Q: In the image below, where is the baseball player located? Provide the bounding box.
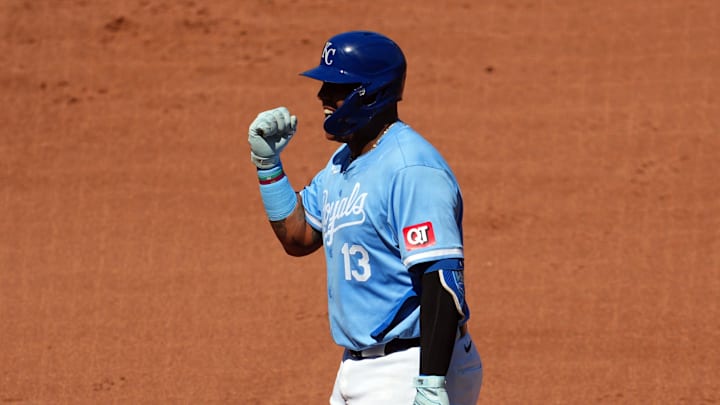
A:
[247,31,482,405]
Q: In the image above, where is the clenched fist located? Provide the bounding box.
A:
[248,106,298,169]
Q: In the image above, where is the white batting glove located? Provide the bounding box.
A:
[248,106,298,169]
[413,376,450,405]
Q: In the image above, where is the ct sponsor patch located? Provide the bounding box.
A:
[403,221,436,250]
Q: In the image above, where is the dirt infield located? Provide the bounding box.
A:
[1,1,718,404]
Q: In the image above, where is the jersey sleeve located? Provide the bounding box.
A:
[389,165,464,268]
[299,172,324,232]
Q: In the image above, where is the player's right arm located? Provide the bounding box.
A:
[248,106,323,257]
[269,195,322,256]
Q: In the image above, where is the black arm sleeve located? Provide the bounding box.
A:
[419,270,460,376]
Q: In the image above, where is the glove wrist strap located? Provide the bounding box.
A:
[414,375,446,388]
[257,163,297,221]
[258,165,285,184]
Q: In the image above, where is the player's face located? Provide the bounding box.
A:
[317,82,359,140]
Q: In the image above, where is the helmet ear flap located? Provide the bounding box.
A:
[357,86,377,106]
[324,80,403,138]
[356,71,404,109]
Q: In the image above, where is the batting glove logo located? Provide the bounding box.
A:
[403,222,436,250]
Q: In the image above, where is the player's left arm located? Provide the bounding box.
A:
[389,165,466,374]
[417,260,464,374]
[412,259,465,405]
[390,164,466,405]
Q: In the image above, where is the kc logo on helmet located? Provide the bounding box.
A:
[403,222,436,250]
[322,42,336,66]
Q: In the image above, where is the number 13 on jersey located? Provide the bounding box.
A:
[341,243,371,282]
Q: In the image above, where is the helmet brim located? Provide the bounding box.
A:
[300,65,366,84]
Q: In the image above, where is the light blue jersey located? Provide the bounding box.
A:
[299,121,466,351]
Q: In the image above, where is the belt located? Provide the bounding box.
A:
[347,325,469,360]
[347,337,421,360]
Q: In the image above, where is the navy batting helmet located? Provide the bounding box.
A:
[300,31,407,137]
